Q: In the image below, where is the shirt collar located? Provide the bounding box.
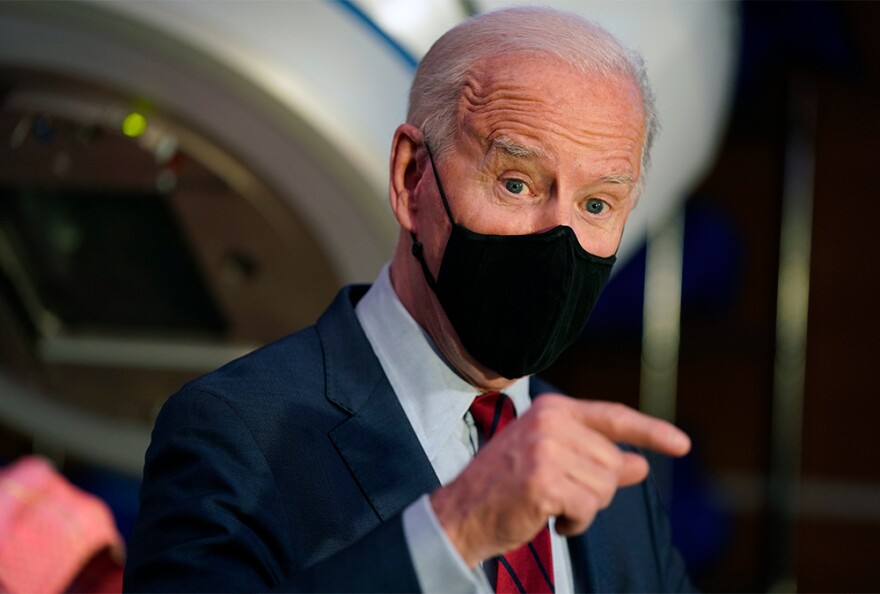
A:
[355,264,531,466]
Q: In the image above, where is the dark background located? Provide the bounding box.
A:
[545,2,880,591]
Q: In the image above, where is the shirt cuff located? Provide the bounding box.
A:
[402,494,492,593]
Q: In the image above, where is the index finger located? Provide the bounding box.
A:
[550,395,691,457]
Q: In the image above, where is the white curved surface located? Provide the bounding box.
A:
[0,1,406,284]
[98,0,413,205]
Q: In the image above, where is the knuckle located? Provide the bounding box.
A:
[596,475,618,508]
[606,402,632,433]
[536,489,560,518]
[577,492,599,521]
[608,446,626,470]
[536,393,562,408]
[523,474,546,505]
[530,396,550,414]
[531,436,557,461]
[531,394,569,420]
[529,404,557,431]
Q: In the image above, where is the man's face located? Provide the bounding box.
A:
[415,54,645,278]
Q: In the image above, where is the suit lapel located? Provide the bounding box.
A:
[319,286,440,521]
[329,383,440,520]
[566,518,613,593]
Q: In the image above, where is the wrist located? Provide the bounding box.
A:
[430,486,485,569]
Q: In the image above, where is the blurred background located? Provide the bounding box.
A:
[0,1,877,591]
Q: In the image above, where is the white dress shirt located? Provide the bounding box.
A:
[355,263,574,593]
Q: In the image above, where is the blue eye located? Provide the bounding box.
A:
[504,179,525,194]
[585,198,605,214]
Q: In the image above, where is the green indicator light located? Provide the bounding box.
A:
[122,112,147,138]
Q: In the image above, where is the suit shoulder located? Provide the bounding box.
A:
[172,324,326,413]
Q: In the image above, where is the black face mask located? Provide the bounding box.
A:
[410,147,617,379]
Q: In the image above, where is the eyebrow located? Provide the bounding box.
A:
[599,172,635,185]
[488,136,635,186]
[489,136,548,160]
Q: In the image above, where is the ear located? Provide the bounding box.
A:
[388,124,425,233]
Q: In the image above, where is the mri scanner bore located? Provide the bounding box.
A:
[0,71,339,473]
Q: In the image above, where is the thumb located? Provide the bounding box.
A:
[617,451,650,487]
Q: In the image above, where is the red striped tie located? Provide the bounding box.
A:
[469,392,555,594]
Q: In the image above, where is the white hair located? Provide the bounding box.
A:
[407,6,658,194]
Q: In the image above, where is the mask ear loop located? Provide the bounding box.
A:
[410,144,455,293]
[423,144,456,223]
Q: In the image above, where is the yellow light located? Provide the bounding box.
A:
[122,112,147,138]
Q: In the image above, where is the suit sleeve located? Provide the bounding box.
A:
[123,389,421,593]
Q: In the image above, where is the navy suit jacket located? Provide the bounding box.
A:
[124,285,693,593]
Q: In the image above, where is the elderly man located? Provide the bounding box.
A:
[124,6,693,593]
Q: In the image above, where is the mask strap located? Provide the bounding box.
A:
[410,231,439,292]
[409,143,454,293]
[424,144,456,224]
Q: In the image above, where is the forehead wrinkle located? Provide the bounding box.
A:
[457,65,644,177]
[464,92,643,150]
[463,80,642,145]
[459,75,548,129]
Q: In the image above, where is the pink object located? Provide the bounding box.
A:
[0,456,124,593]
